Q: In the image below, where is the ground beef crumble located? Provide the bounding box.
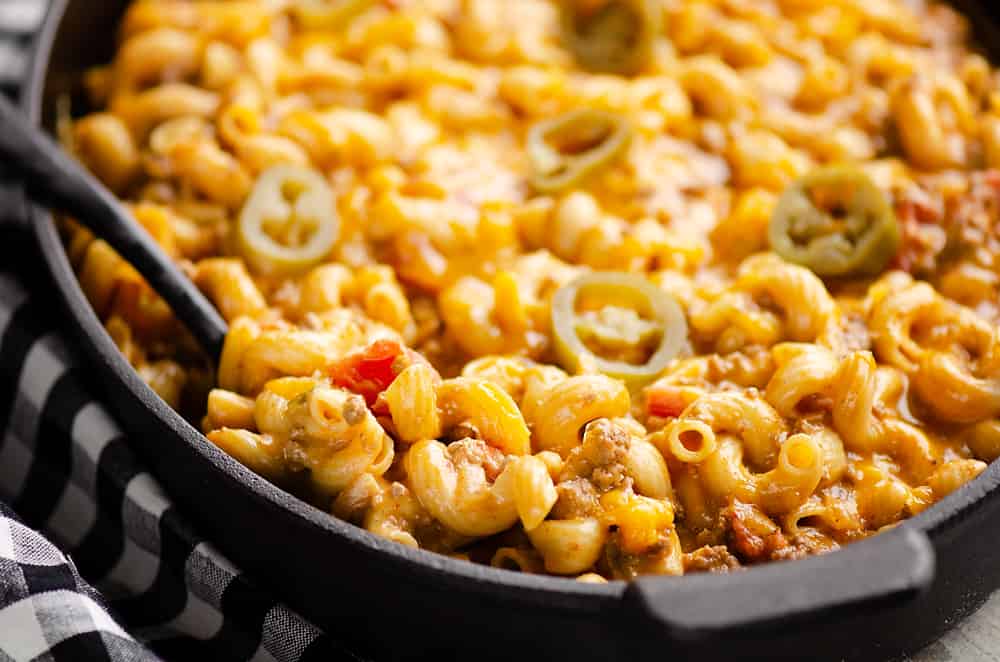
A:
[894,170,1000,276]
[683,545,742,574]
[725,499,789,564]
[559,418,632,493]
[447,438,507,482]
[550,478,601,520]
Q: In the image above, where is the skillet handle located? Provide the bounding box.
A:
[0,169,27,231]
[0,92,228,360]
[622,526,934,639]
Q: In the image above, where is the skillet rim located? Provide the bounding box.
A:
[20,0,1000,606]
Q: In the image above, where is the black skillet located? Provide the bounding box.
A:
[13,1,1000,659]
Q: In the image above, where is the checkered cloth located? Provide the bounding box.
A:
[0,1,42,89]
[0,274,358,662]
[0,3,360,661]
[0,501,149,662]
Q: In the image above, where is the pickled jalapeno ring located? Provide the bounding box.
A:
[768,165,900,278]
[528,109,632,193]
[560,0,661,75]
[551,272,687,388]
[237,164,340,276]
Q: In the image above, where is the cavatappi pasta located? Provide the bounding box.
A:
[65,0,1000,580]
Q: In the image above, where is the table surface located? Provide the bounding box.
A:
[910,595,1000,661]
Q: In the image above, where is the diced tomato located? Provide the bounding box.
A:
[645,384,689,419]
[355,339,402,381]
[890,188,945,274]
[330,340,405,405]
[329,339,436,406]
[897,196,941,226]
[983,169,1000,192]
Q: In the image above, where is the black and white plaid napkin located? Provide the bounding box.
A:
[0,1,41,89]
[0,2,360,660]
[0,500,150,662]
[0,270,358,662]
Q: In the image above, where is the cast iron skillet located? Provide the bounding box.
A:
[19,2,1000,659]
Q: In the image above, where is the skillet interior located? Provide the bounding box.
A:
[21,1,1000,659]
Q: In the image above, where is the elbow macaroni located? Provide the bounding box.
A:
[69,0,1000,579]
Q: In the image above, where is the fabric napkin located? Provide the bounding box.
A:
[0,253,357,662]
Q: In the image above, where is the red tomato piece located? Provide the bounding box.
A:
[645,384,688,419]
[983,169,1000,192]
[355,339,402,381]
[330,340,438,405]
[330,339,406,405]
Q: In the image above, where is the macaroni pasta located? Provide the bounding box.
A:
[65,0,1000,580]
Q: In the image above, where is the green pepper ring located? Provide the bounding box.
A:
[551,272,688,388]
[237,164,340,276]
[559,0,662,76]
[768,165,900,278]
[528,109,632,193]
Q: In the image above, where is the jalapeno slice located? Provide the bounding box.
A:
[768,166,900,278]
[528,109,632,193]
[551,272,687,388]
[560,0,661,75]
[237,165,340,276]
[292,0,374,30]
